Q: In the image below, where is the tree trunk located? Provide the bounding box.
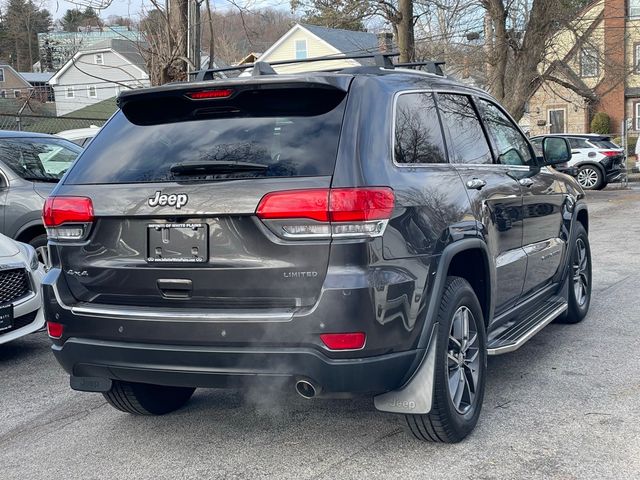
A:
[397,0,415,63]
[169,0,189,78]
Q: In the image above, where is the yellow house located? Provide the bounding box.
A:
[526,0,640,139]
[257,24,390,74]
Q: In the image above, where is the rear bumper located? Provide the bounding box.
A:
[53,337,423,393]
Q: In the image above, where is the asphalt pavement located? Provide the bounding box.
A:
[1,185,639,479]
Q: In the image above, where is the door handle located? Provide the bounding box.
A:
[466,178,487,190]
[519,178,534,188]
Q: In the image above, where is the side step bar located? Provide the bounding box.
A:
[487,297,567,356]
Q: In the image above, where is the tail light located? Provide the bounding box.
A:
[256,187,394,239]
[600,150,620,157]
[43,196,94,241]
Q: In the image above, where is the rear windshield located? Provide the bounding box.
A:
[590,139,619,149]
[63,88,347,185]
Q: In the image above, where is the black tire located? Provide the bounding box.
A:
[576,165,604,190]
[103,380,195,415]
[28,234,49,266]
[557,223,591,324]
[405,276,487,443]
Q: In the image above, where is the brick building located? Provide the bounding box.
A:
[526,0,639,138]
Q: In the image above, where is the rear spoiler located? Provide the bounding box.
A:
[117,75,352,110]
[118,80,350,126]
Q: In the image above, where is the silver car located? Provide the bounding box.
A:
[0,232,46,344]
[0,131,82,263]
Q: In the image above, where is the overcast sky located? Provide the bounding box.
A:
[45,0,287,21]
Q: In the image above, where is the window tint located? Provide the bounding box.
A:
[0,138,81,181]
[478,99,535,166]
[394,93,447,164]
[437,94,492,165]
[590,139,618,149]
[568,137,590,149]
[64,89,347,184]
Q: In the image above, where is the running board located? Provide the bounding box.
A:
[487,296,567,355]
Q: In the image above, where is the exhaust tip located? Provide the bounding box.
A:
[295,380,318,399]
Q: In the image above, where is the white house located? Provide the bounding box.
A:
[257,24,391,74]
[49,38,150,117]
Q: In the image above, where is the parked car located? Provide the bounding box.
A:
[56,126,101,147]
[0,232,45,345]
[0,131,83,264]
[43,61,590,443]
[531,134,625,190]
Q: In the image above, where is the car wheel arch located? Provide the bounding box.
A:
[416,238,494,350]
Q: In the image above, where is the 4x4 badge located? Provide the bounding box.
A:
[148,191,188,209]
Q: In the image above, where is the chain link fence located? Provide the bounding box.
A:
[0,113,106,135]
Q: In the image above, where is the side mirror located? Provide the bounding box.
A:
[542,137,572,166]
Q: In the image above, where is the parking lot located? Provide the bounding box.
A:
[1,186,639,480]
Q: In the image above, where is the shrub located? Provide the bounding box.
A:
[590,112,611,134]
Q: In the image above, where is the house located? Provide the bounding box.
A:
[49,38,150,117]
[257,23,392,73]
[38,27,141,72]
[19,72,54,102]
[526,0,637,138]
[0,65,33,100]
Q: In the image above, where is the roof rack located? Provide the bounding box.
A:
[191,53,445,81]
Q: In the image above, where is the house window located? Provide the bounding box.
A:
[94,53,104,65]
[66,86,74,98]
[0,68,4,82]
[631,0,640,17]
[580,48,599,77]
[87,85,97,98]
[14,90,20,98]
[295,40,307,60]
[635,103,640,130]
[635,44,640,73]
[0,90,6,99]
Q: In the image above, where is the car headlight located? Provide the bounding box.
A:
[19,243,40,271]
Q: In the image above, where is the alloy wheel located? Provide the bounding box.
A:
[577,168,599,189]
[573,238,589,306]
[447,306,480,414]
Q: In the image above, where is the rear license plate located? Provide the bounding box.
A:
[0,305,14,332]
[147,223,208,263]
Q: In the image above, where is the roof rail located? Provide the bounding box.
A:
[396,61,446,76]
[191,52,446,81]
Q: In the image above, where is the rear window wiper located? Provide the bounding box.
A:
[170,161,268,175]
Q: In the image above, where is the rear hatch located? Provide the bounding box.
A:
[47,79,351,310]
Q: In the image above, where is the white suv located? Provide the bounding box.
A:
[0,233,45,344]
[531,134,625,190]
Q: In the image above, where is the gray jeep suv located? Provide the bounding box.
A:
[0,131,82,263]
[43,59,591,443]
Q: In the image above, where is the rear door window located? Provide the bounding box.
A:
[436,94,493,165]
[64,88,347,185]
[568,137,590,149]
[393,92,447,164]
[0,138,81,181]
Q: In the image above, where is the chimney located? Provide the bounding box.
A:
[377,32,394,54]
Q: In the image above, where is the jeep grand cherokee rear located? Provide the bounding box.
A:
[42,77,424,415]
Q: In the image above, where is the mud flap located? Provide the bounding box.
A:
[374,323,438,414]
